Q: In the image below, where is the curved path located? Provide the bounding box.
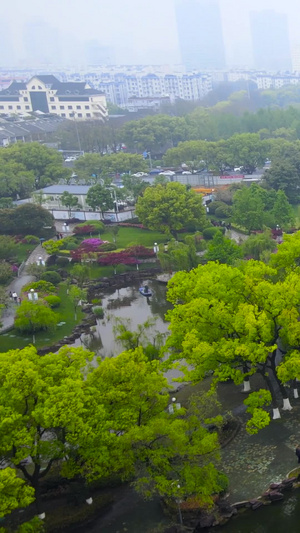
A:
[0,244,49,333]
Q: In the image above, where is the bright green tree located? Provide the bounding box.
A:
[242,230,276,260]
[205,231,242,265]
[86,184,114,216]
[136,182,207,238]
[271,189,294,228]
[158,238,198,272]
[69,285,87,319]
[0,468,35,518]
[60,191,80,216]
[165,261,300,431]
[71,264,89,287]
[14,300,58,333]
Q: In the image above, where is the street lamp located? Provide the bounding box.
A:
[153,242,159,256]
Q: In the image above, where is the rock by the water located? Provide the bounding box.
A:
[269,491,284,501]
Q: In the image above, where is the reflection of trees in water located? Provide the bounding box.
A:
[149,283,172,320]
[80,331,103,354]
[106,295,137,310]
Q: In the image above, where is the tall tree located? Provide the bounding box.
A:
[136,182,207,238]
[86,184,114,216]
[60,191,80,216]
[165,261,300,430]
[205,231,242,265]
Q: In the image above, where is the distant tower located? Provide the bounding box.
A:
[250,10,292,72]
[175,0,226,71]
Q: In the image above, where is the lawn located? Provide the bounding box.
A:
[0,285,84,352]
[99,227,167,248]
[15,243,37,264]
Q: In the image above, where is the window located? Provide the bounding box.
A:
[61,113,66,117]
[8,105,12,110]
[51,106,56,110]
[77,113,82,118]
[60,105,64,110]
[50,97,55,102]
[24,97,28,102]
[38,85,42,90]
[68,105,72,109]
[0,106,3,110]
[85,105,89,109]
[69,113,73,117]
[32,86,35,89]
[17,105,21,110]
[86,113,91,117]
[76,105,81,109]
[25,105,30,110]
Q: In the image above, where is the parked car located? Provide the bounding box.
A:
[159,170,175,176]
[132,172,148,177]
[182,171,192,175]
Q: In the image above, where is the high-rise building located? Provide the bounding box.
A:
[175,0,226,71]
[250,10,292,72]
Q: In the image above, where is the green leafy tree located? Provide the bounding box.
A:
[113,317,166,361]
[242,230,276,260]
[0,468,35,518]
[263,162,300,203]
[165,261,300,431]
[86,184,114,216]
[205,231,243,265]
[69,286,87,319]
[122,175,149,201]
[232,185,266,231]
[269,230,300,274]
[0,236,17,261]
[136,182,207,238]
[158,239,198,272]
[60,191,80,216]
[0,204,55,238]
[271,190,294,228]
[71,264,89,287]
[14,300,58,333]
[75,153,147,180]
[0,261,13,286]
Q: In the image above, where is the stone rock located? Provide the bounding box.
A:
[282,477,296,485]
[198,514,216,528]
[251,501,264,510]
[269,491,284,501]
[233,500,251,509]
[269,483,282,490]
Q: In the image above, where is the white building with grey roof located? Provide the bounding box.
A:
[0,75,107,121]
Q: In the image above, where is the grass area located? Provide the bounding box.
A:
[99,227,167,248]
[15,243,36,264]
[0,285,84,352]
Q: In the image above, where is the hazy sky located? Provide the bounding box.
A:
[2,0,300,67]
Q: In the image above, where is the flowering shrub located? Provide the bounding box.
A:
[70,239,109,262]
[118,223,148,229]
[98,251,139,266]
[81,238,105,248]
[126,245,155,258]
[74,224,99,235]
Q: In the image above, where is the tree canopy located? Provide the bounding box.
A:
[136,182,207,237]
[86,184,114,215]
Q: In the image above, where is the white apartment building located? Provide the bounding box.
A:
[256,74,300,90]
[86,72,212,108]
[0,75,108,120]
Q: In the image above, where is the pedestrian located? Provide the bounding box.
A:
[18,297,21,305]
[296,445,300,463]
[9,291,12,299]
[59,233,63,239]
[12,291,18,303]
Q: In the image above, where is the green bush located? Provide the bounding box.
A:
[57,250,71,256]
[215,205,232,219]
[61,238,78,251]
[22,280,56,295]
[41,271,62,285]
[203,227,225,240]
[93,306,104,319]
[208,201,228,215]
[56,257,70,267]
[44,295,61,308]
[0,260,13,285]
[24,235,41,245]
[91,298,102,305]
[99,243,117,252]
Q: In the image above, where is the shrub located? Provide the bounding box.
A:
[99,242,117,252]
[203,227,225,240]
[41,271,62,285]
[0,261,13,285]
[118,222,147,229]
[126,245,155,258]
[208,201,228,215]
[215,205,232,219]
[24,235,41,244]
[62,239,78,250]
[93,306,104,318]
[56,257,70,267]
[73,222,105,235]
[91,298,102,305]
[44,295,61,308]
[22,280,56,295]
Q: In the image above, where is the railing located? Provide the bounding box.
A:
[17,261,26,278]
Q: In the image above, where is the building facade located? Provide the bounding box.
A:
[0,75,107,120]
[175,0,226,70]
[250,10,292,72]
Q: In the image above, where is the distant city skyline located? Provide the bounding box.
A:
[250,10,292,71]
[1,0,300,70]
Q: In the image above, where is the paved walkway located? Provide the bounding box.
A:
[0,244,50,333]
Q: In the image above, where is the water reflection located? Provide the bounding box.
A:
[74,281,172,359]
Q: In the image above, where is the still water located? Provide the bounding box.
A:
[77,280,172,358]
